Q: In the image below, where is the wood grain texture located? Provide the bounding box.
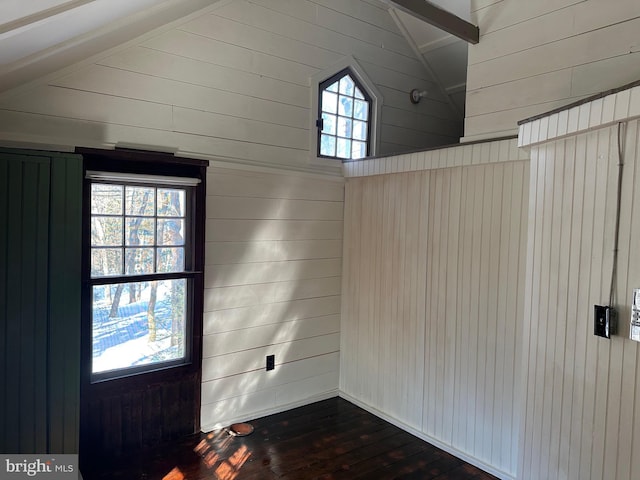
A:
[340,156,529,477]
[86,397,498,480]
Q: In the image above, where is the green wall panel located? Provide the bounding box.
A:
[0,148,82,454]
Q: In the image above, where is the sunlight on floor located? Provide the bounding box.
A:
[193,431,252,480]
[162,466,185,480]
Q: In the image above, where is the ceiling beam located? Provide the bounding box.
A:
[388,0,479,44]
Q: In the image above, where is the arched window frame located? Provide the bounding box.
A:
[309,57,383,165]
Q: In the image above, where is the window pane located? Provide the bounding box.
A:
[326,80,339,93]
[353,120,367,141]
[158,189,185,217]
[337,117,353,138]
[339,75,355,96]
[321,113,337,135]
[91,184,122,215]
[321,91,338,114]
[354,100,368,120]
[91,248,123,277]
[125,248,154,275]
[337,138,351,159]
[158,219,185,246]
[352,141,367,159]
[354,87,365,100]
[338,96,353,117]
[157,247,185,273]
[92,217,123,246]
[320,134,336,156]
[126,218,155,246]
[125,186,155,216]
[91,280,187,374]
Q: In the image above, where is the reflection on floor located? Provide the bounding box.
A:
[83,397,497,479]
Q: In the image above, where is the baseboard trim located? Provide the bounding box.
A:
[338,391,515,480]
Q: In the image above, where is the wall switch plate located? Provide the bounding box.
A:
[630,289,640,342]
[594,305,616,338]
[266,354,275,371]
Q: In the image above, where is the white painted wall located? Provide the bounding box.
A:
[200,166,344,429]
[517,86,640,480]
[0,0,465,430]
[465,0,640,141]
[0,0,460,169]
[340,139,530,479]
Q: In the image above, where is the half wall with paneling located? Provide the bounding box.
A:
[340,139,530,479]
[517,82,640,480]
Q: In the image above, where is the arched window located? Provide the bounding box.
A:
[317,68,371,160]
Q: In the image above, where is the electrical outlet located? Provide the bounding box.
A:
[266,354,275,371]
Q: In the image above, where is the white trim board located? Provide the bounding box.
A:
[342,136,529,177]
[518,82,640,147]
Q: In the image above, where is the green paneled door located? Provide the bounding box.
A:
[0,149,82,454]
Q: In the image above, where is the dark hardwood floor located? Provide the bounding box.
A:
[82,397,497,480]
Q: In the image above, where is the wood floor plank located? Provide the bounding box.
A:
[82,397,497,480]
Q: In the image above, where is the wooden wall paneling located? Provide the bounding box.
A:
[0,110,314,170]
[518,116,640,479]
[100,45,310,106]
[211,1,426,77]
[52,65,310,129]
[471,0,584,57]
[206,258,342,288]
[204,313,340,356]
[248,0,413,57]
[470,1,575,64]
[627,120,640,480]
[338,177,356,400]
[203,352,339,405]
[0,86,173,131]
[208,170,344,201]
[0,157,6,451]
[0,0,458,158]
[465,0,640,140]
[201,169,343,430]
[467,16,640,91]
[48,153,82,453]
[0,153,50,454]
[206,219,344,242]
[317,0,400,32]
[205,239,342,265]
[452,165,472,452]
[182,12,339,70]
[471,0,504,13]
[206,196,343,221]
[342,157,528,477]
[140,29,318,87]
[424,169,441,438]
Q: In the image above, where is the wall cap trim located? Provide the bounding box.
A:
[518,80,640,148]
[342,136,529,178]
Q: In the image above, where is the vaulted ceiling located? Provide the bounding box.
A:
[0,0,470,114]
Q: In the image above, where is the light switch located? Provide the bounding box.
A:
[630,289,640,342]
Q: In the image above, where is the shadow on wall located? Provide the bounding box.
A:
[199,170,344,430]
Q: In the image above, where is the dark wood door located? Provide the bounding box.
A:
[78,148,207,471]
